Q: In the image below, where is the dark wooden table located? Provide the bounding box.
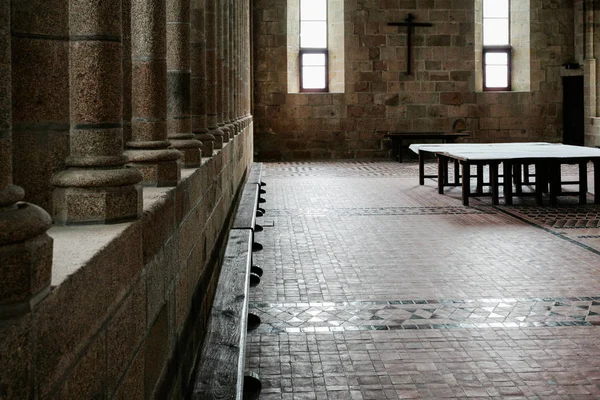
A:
[385,131,470,162]
[409,143,600,206]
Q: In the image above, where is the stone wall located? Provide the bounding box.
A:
[253,0,576,160]
[0,0,254,398]
[1,130,253,399]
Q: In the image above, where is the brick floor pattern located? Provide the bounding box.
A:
[247,161,600,399]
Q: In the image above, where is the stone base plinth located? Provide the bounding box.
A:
[129,160,182,187]
[0,233,53,316]
[169,140,202,168]
[53,185,143,225]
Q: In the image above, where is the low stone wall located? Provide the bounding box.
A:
[0,124,254,399]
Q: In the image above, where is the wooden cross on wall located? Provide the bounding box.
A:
[388,13,434,75]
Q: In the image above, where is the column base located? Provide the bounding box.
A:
[0,203,53,316]
[219,124,231,143]
[169,139,203,168]
[210,128,225,149]
[125,148,182,186]
[196,132,216,157]
[53,184,143,225]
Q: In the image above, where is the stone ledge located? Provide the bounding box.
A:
[48,155,216,288]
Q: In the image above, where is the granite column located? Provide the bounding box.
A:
[206,0,225,148]
[243,0,251,127]
[1,0,53,317]
[222,0,233,137]
[191,0,215,156]
[167,0,203,167]
[52,0,144,224]
[216,0,230,142]
[125,0,182,186]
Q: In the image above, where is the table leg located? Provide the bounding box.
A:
[454,159,460,185]
[549,162,560,206]
[419,150,425,185]
[462,161,470,206]
[503,161,513,205]
[513,163,522,195]
[579,161,588,205]
[490,162,499,205]
[444,159,450,185]
[594,160,600,204]
[438,156,446,194]
[523,163,530,184]
[534,162,544,205]
[540,164,549,193]
[476,164,484,194]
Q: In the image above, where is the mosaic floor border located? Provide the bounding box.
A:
[265,206,494,217]
[249,297,600,334]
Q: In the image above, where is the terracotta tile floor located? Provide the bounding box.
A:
[246,161,600,399]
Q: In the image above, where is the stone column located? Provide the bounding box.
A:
[238,0,246,129]
[243,0,251,127]
[229,0,238,135]
[191,0,215,156]
[584,0,599,146]
[206,0,225,148]
[52,0,144,225]
[167,0,203,167]
[222,0,233,137]
[216,0,231,142]
[125,0,182,186]
[0,0,53,317]
[123,0,133,146]
[232,0,240,133]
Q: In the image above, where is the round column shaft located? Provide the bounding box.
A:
[222,0,233,138]
[52,0,143,224]
[167,0,203,167]
[216,0,230,142]
[1,0,53,317]
[191,0,215,156]
[125,0,182,186]
[206,0,225,148]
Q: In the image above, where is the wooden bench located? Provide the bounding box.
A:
[192,163,266,400]
[385,131,470,162]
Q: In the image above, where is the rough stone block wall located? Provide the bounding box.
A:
[253,0,575,160]
[0,128,253,399]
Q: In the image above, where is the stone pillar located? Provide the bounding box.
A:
[11,1,71,213]
[167,0,203,167]
[232,0,240,133]
[584,0,599,146]
[206,0,225,148]
[229,0,238,135]
[216,0,231,142]
[191,0,215,156]
[52,0,144,225]
[0,0,53,317]
[123,0,133,145]
[243,0,251,127]
[222,0,233,137]
[125,0,182,186]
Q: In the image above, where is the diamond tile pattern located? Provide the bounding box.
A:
[250,298,600,333]
[507,206,600,229]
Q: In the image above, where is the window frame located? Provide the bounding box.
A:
[482,46,512,91]
[482,0,512,92]
[299,0,329,93]
[299,48,329,93]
